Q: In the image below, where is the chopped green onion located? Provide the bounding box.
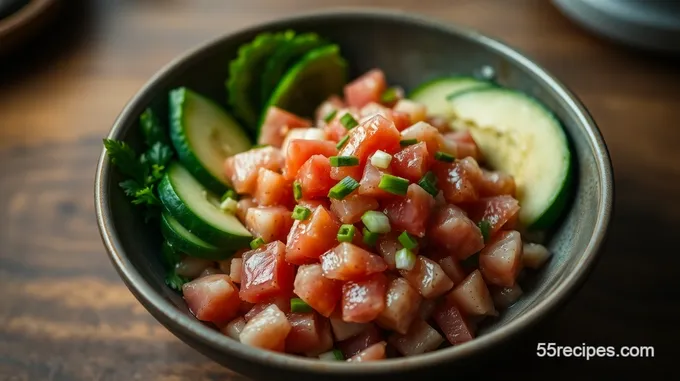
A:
[361,211,391,234]
[339,113,358,130]
[328,176,360,200]
[336,135,350,150]
[290,297,313,313]
[417,171,438,197]
[378,174,410,196]
[292,205,312,220]
[219,197,238,214]
[362,227,380,246]
[478,220,491,242]
[381,87,400,104]
[250,237,265,250]
[323,109,338,123]
[221,189,239,202]
[293,181,303,201]
[337,224,356,243]
[398,231,418,250]
[395,248,417,271]
[399,138,418,147]
[434,151,455,163]
[370,150,392,169]
[319,349,345,361]
[329,156,359,167]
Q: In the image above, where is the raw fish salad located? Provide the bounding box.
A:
[104,30,571,362]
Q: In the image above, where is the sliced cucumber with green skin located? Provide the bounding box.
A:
[161,212,232,260]
[447,87,572,229]
[264,44,347,120]
[169,87,252,195]
[159,162,252,249]
[409,76,493,119]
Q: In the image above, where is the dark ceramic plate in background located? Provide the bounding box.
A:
[95,9,613,381]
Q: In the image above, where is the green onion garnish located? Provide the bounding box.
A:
[398,231,418,250]
[434,151,455,163]
[370,150,392,169]
[361,211,391,234]
[337,224,356,243]
[378,174,410,196]
[324,109,338,123]
[336,135,350,150]
[328,176,360,200]
[293,181,303,201]
[221,189,239,202]
[250,237,265,250]
[417,171,438,197]
[340,113,358,130]
[381,87,400,104]
[290,297,313,313]
[399,139,418,147]
[478,220,491,243]
[395,248,417,271]
[219,197,238,214]
[292,205,312,220]
[362,227,380,247]
[329,156,359,167]
[319,349,345,361]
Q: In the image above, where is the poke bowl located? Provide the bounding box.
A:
[95,8,613,381]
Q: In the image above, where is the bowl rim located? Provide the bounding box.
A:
[95,7,614,375]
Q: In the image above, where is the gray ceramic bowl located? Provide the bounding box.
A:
[95,9,613,381]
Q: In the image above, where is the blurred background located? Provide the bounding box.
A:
[0,1,677,380]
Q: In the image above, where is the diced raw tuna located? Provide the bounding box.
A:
[400,121,455,159]
[429,204,484,260]
[491,283,523,310]
[305,317,334,356]
[383,184,435,237]
[284,139,338,180]
[388,319,444,356]
[259,106,312,148]
[344,69,387,109]
[245,206,294,243]
[239,241,295,303]
[286,205,341,265]
[479,230,523,287]
[330,312,370,341]
[224,146,283,194]
[321,242,388,281]
[240,304,291,352]
[229,258,243,283]
[285,312,326,354]
[330,194,379,224]
[347,342,387,362]
[294,264,342,317]
[391,142,430,182]
[522,242,552,269]
[358,163,395,199]
[315,95,345,126]
[342,273,388,323]
[296,155,335,199]
[393,99,427,124]
[443,130,480,161]
[220,316,247,340]
[244,295,291,322]
[433,299,474,345]
[236,198,257,223]
[400,256,453,299]
[254,168,294,207]
[464,195,520,237]
[376,232,400,270]
[447,270,497,316]
[331,114,401,181]
[437,256,467,284]
[376,277,422,334]
[324,109,360,142]
[432,157,483,204]
[337,323,382,358]
[182,274,240,323]
[478,169,516,197]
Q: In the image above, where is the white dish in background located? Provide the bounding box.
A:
[552,0,680,54]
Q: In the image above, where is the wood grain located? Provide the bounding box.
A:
[0,0,676,379]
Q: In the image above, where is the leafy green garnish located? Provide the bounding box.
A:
[477,220,491,243]
[103,107,175,222]
[165,270,189,292]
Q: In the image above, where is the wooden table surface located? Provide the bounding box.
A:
[0,0,677,379]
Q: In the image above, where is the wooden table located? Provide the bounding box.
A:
[1,0,676,379]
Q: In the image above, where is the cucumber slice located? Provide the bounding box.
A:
[169,87,252,194]
[227,31,295,129]
[161,212,232,260]
[261,32,327,107]
[159,162,252,248]
[409,76,492,118]
[264,44,347,120]
[447,87,572,229]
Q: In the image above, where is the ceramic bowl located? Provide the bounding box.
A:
[95,9,614,381]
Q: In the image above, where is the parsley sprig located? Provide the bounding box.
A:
[103,107,174,222]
